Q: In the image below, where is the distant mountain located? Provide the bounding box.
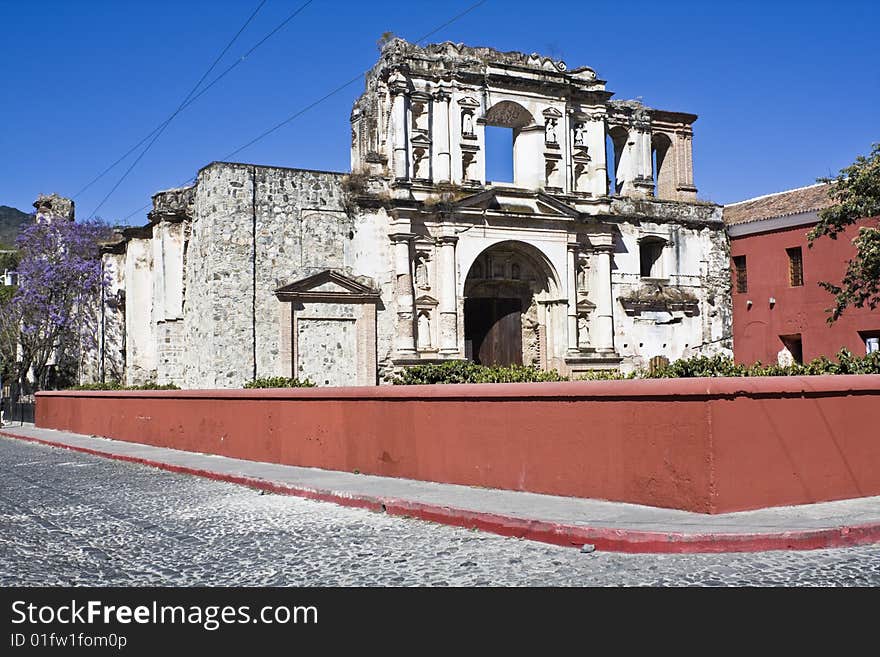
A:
[0,205,32,249]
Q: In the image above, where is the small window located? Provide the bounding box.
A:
[639,240,664,278]
[733,256,747,293]
[787,247,803,287]
[859,330,880,354]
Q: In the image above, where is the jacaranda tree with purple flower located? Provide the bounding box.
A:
[0,215,112,393]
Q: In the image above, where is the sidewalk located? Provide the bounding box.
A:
[3,423,880,554]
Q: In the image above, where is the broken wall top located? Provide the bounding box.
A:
[367,38,606,93]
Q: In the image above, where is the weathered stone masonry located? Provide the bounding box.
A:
[91,38,731,388]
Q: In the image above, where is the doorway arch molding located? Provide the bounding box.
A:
[457,238,564,300]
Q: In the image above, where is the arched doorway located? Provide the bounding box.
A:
[463,241,559,367]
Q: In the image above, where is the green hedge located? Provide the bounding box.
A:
[68,382,181,390]
[391,349,880,385]
[645,349,880,378]
[243,376,316,388]
[391,361,567,385]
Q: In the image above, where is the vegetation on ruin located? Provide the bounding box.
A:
[391,349,880,384]
[243,376,316,388]
[808,143,880,321]
[422,182,468,211]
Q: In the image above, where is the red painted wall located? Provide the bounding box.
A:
[730,218,880,364]
[35,377,880,514]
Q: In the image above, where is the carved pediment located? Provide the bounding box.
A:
[275,270,380,302]
[619,283,699,316]
[453,189,580,219]
[411,133,432,147]
[576,299,596,313]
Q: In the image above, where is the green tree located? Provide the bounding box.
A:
[808,143,880,321]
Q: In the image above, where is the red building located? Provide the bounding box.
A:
[724,183,880,365]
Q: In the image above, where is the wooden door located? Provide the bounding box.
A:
[465,298,522,366]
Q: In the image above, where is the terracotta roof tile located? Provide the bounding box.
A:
[723,183,834,226]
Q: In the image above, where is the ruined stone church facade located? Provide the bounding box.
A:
[92,39,731,388]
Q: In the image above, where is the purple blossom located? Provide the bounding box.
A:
[1,217,113,391]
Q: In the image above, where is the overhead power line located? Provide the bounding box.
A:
[119,0,490,224]
[74,0,270,201]
[83,0,317,219]
[224,0,489,161]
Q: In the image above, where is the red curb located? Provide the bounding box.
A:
[4,429,880,554]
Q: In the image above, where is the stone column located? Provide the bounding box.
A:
[438,235,459,355]
[389,73,408,180]
[566,242,579,354]
[675,130,697,200]
[633,125,654,197]
[433,89,451,183]
[390,232,416,356]
[591,236,615,353]
[564,109,574,194]
[586,113,607,197]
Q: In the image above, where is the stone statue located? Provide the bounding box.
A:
[578,315,590,349]
[418,311,432,349]
[545,119,557,144]
[573,123,585,145]
[462,112,474,135]
[415,255,429,289]
[577,257,589,291]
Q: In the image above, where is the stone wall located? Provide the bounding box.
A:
[608,203,732,372]
[101,251,126,384]
[182,163,350,389]
[152,220,186,386]
[124,237,155,385]
[253,166,350,383]
[348,206,396,380]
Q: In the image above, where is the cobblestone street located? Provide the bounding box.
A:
[1,437,879,586]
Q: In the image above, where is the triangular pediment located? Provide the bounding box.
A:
[453,188,580,219]
[275,270,379,301]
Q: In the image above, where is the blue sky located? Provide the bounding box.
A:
[1,0,878,224]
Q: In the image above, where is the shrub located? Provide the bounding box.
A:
[641,353,749,378]
[392,361,568,385]
[393,349,880,385]
[576,370,632,381]
[243,376,316,389]
[68,382,180,390]
[642,348,880,379]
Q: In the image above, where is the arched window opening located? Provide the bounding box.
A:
[485,126,514,184]
[606,126,628,195]
[484,101,538,189]
[651,133,674,199]
[639,238,665,278]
